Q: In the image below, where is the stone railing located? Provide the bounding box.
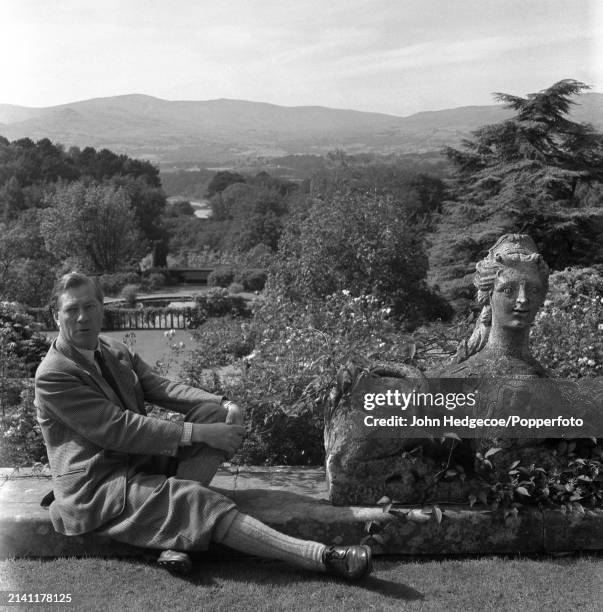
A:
[102,307,195,330]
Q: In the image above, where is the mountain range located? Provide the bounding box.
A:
[1,93,601,164]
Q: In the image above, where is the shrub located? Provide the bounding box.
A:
[270,192,451,326]
[462,439,602,514]
[170,200,195,216]
[180,317,255,374]
[178,289,464,464]
[99,272,140,296]
[0,258,57,307]
[531,267,602,378]
[245,243,274,268]
[0,303,50,466]
[228,282,245,294]
[0,379,47,466]
[147,272,167,290]
[25,306,55,330]
[142,267,177,286]
[138,271,167,293]
[181,291,414,465]
[0,302,50,376]
[190,290,251,325]
[208,267,236,288]
[120,284,139,307]
[235,268,267,292]
[545,267,603,305]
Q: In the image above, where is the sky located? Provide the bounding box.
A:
[1,0,601,117]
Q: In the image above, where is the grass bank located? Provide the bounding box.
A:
[1,555,601,611]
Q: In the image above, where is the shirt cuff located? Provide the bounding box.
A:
[179,421,193,446]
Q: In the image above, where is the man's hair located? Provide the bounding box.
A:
[50,272,104,311]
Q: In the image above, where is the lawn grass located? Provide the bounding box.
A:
[1,555,601,611]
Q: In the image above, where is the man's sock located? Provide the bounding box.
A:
[213,510,327,572]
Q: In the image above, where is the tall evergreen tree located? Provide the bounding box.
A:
[429,79,603,311]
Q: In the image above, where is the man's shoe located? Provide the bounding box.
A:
[157,550,192,575]
[322,545,373,581]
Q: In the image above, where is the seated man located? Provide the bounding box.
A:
[35,272,372,580]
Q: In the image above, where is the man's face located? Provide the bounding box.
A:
[55,283,103,350]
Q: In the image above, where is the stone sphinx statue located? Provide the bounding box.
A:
[324,234,600,506]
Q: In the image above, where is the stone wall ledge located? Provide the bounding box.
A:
[1,467,601,558]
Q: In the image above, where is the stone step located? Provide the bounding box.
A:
[1,467,601,559]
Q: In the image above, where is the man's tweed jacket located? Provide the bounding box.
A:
[34,334,224,536]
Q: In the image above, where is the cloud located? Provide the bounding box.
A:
[314,26,600,80]
[0,0,600,113]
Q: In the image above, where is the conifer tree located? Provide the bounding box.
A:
[429,79,603,311]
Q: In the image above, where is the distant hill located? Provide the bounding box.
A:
[1,93,601,163]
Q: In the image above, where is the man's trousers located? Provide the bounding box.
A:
[95,401,238,551]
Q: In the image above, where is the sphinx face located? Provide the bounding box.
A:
[490,265,545,331]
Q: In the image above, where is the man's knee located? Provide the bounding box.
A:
[185,400,227,425]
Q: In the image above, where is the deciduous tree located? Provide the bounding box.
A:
[271,192,451,324]
[40,181,143,273]
[0,210,57,305]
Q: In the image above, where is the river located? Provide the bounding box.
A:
[189,199,212,219]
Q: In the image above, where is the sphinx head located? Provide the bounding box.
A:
[458,234,550,360]
[475,234,549,331]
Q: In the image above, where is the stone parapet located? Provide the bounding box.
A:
[1,467,601,559]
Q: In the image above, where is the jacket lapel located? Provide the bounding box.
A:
[97,340,141,413]
[55,336,132,411]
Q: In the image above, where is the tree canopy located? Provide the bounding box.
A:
[40,182,143,273]
[0,138,161,223]
[270,191,451,324]
[429,79,603,311]
[205,170,247,199]
[0,136,169,302]
[0,209,57,305]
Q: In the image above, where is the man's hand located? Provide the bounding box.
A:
[224,401,245,425]
[192,423,245,455]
